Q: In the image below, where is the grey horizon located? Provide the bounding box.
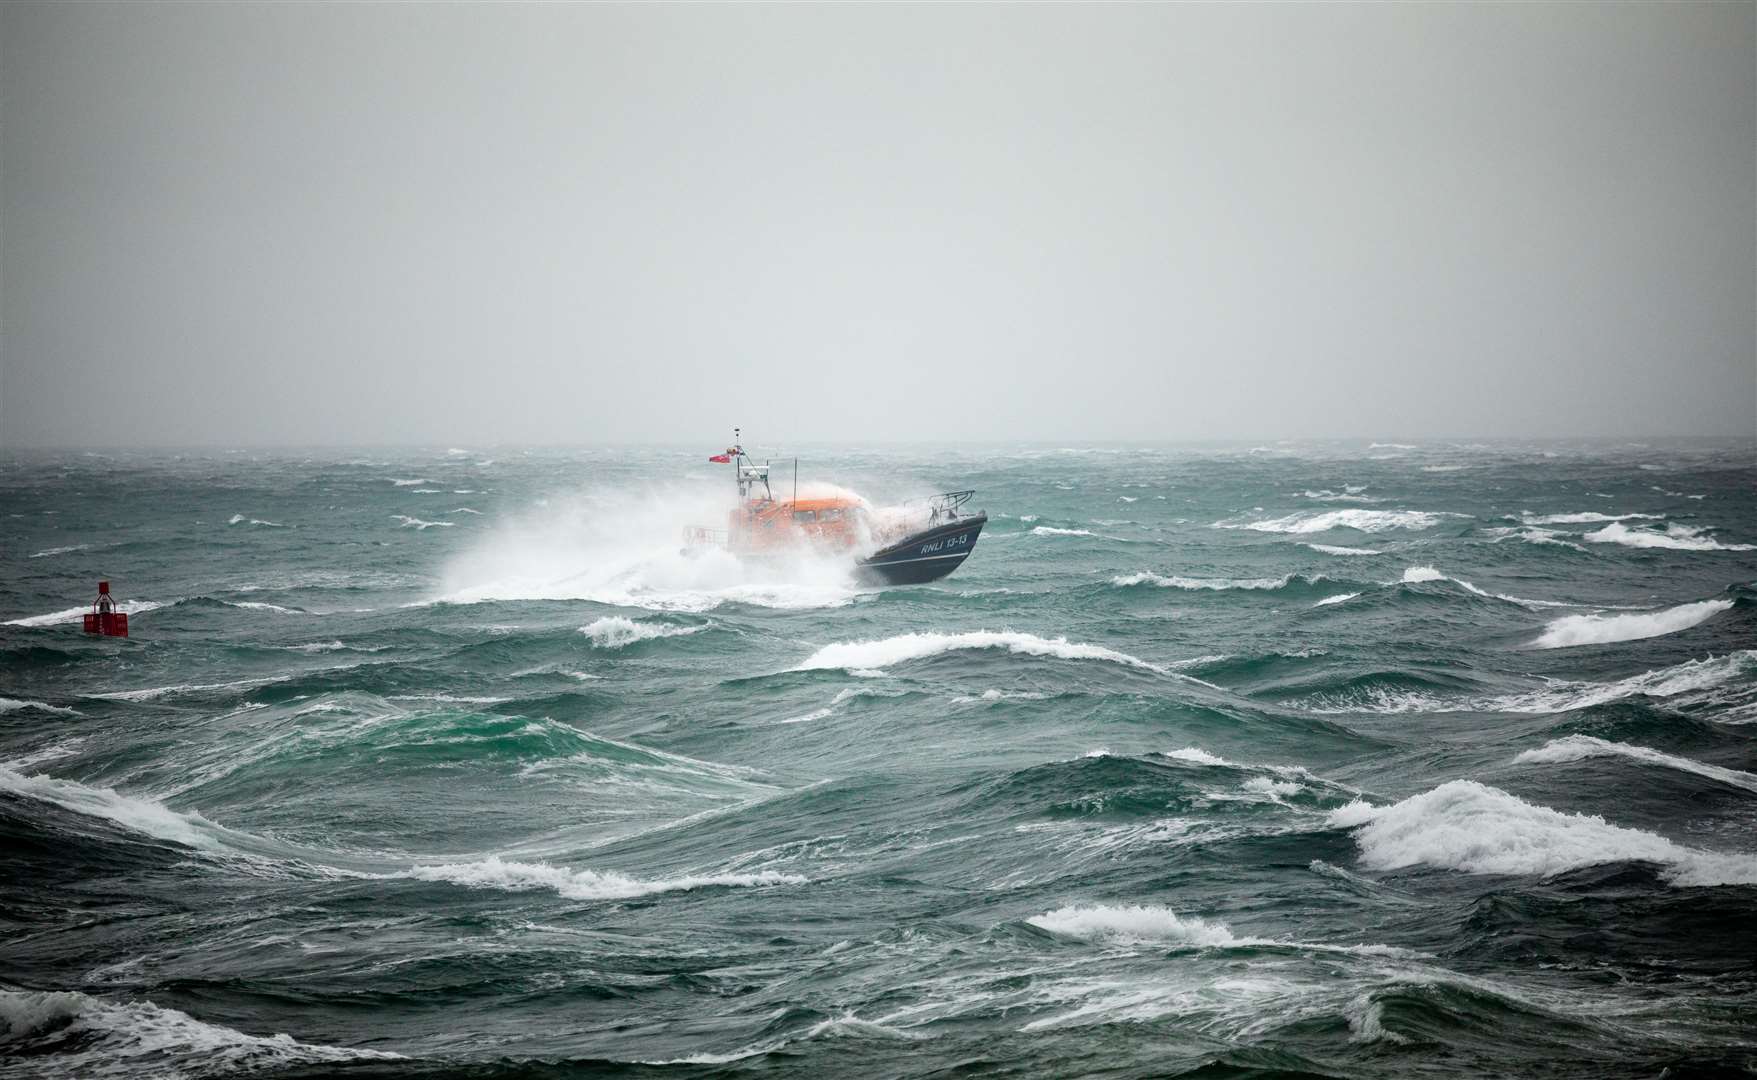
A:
[3,2,1753,448]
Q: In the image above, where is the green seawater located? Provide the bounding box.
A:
[2,441,1754,1078]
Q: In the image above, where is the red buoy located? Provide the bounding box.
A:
[82,580,128,637]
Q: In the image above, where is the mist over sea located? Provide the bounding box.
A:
[2,440,1754,1078]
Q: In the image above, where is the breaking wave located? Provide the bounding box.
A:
[403,855,803,900]
[4,600,166,628]
[1328,780,1757,886]
[0,989,401,1076]
[0,698,81,717]
[1513,736,1757,794]
[1031,526,1096,538]
[1220,509,1456,534]
[1027,903,1408,957]
[1110,572,1315,591]
[1519,512,1660,525]
[0,764,228,850]
[1304,543,1382,556]
[1398,566,1571,609]
[1532,599,1732,649]
[1584,522,1754,551]
[579,616,702,649]
[793,631,1171,675]
[28,544,90,558]
[392,515,454,530]
[1028,904,1240,947]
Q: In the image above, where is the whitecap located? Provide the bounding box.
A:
[1304,543,1382,556]
[402,855,803,899]
[1398,566,1570,609]
[950,688,1050,704]
[1494,651,1754,712]
[1031,526,1096,538]
[0,989,402,1073]
[0,765,226,849]
[1162,746,1229,766]
[794,631,1173,676]
[0,698,80,717]
[1221,509,1456,534]
[1111,572,1303,591]
[1028,904,1238,947]
[1532,599,1731,649]
[1521,511,1661,525]
[1584,522,1753,551]
[1328,779,1757,885]
[579,616,702,649]
[5,599,166,628]
[1313,593,1359,607]
[1027,903,1413,958]
[1513,736,1757,793]
[28,544,90,558]
[392,515,454,530]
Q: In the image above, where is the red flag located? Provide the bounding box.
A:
[708,454,731,463]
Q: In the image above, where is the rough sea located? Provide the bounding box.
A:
[2,441,1754,1079]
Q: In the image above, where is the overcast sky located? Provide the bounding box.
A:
[2,2,1752,447]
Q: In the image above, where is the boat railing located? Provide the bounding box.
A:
[927,490,976,524]
[683,525,727,548]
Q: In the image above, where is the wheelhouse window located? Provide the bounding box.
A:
[792,510,817,522]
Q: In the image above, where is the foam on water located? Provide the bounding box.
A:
[1304,543,1382,556]
[0,698,80,717]
[1314,592,1360,607]
[1584,522,1755,551]
[392,515,454,530]
[404,855,804,899]
[5,599,166,628]
[28,544,90,558]
[1111,572,1307,591]
[1222,509,1454,534]
[0,989,401,1076]
[0,764,226,849]
[1532,598,1731,648]
[1521,512,1662,525]
[1513,736,1757,793]
[1328,780,1757,886]
[1028,904,1412,959]
[794,631,1171,675]
[1163,747,1230,766]
[1028,904,1239,947]
[1031,526,1096,537]
[1398,566,1571,608]
[579,616,702,649]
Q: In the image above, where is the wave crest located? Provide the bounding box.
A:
[404,855,803,899]
[579,616,702,649]
[1328,779,1757,886]
[793,631,1170,676]
[1532,599,1731,649]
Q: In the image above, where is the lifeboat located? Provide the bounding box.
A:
[686,434,987,586]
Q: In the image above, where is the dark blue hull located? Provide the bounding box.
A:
[856,514,987,585]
